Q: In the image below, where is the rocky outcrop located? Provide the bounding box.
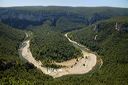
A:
[115,22,128,32]
[115,22,120,31]
[93,24,99,33]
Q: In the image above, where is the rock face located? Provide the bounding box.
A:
[0,9,87,29]
[115,22,120,31]
[115,22,128,32]
[93,24,99,33]
[94,35,98,40]
[1,7,128,30]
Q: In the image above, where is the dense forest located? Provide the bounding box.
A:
[29,24,82,64]
[0,23,25,62]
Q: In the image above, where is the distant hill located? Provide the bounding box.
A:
[0,6,128,31]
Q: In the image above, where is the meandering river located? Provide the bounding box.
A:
[19,32,98,78]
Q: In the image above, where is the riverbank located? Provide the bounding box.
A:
[19,32,98,78]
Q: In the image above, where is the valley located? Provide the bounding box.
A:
[0,6,128,85]
[19,32,99,78]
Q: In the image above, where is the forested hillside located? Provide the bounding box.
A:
[68,16,128,84]
[0,23,52,84]
[0,6,128,31]
[0,23,25,62]
[29,24,82,64]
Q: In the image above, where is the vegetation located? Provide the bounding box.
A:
[69,16,128,84]
[0,6,128,31]
[0,23,25,62]
[0,6,128,84]
[0,23,53,85]
[29,24,82,64]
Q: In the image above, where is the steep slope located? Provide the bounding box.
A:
[69,16,128,84]
[0,6,128,31]
[0,23,25,62]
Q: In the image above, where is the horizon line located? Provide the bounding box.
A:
[0,5,128,8]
